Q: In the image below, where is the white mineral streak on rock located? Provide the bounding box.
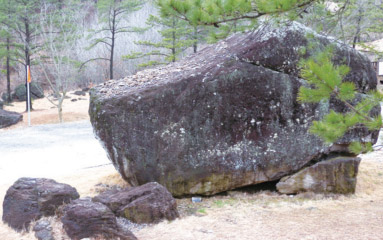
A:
[303,174,315,189]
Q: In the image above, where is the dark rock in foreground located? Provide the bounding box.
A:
[0,109,22,129]
[93,182,179,223]
[89,22,379,196]
[2,178,79,231]
[276,157,361,194]
[61,198,137,240]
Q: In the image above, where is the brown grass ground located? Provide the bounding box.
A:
[1,95,383,240]
[2,92,90,130]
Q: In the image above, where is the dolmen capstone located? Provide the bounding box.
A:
[89,22,379,196]
[2,178,79,231]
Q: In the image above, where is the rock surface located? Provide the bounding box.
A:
[89,22,379,196]
[93,182,179,223]
[61,198,137,240]
[0,99,3,109]
[276,156,361,194]
[2,178,79,231]
[73,90,86,96]
[0,109,23,129]
[33,219,54,240]
[13,82,44,101]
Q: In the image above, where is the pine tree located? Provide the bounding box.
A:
[84,0,144,80]
[0,0,63,110]
[298,47,383,154]
[0,2,17,103]
[158,0,319,27]
[124,14,196,67]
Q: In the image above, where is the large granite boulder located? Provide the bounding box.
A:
[89,22,379,196]
[276,156,361,194]
[13,82,44,101]
[61,198,137,240]
[2,178,79,231]
[93,182,179,223]
[0,109,22,129]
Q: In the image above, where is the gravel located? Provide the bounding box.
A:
[0,121,110,184]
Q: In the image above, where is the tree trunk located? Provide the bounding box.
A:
[58,95,64,123]
[193,26,198,53]
[352,12,362,49]
[6,37,11,103]
[109,10,116,80]
[25,19,32,111]
[172,18,176,62]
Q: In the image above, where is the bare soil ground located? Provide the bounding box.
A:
[1,95,383,240]
[2,92,90,129]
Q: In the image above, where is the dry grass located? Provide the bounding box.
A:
[1,95,383,239]
[1,156,382,240]
[135,156,383,240]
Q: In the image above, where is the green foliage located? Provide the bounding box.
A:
[159,0,318,26]
[124,13,199,67]
[299,47,382,154]
[349,142,373,155]
[298,47,351,103]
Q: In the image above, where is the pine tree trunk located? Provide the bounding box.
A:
[25,19,32,111]
[193,26,198,53]
[6,37,11,102]
[172,18,176,62]
[109,9,116,80]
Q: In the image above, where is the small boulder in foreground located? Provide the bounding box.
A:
[2,178,79,231]
[61,198,137,240]
[0,109,22,129]
[93,182,179,224]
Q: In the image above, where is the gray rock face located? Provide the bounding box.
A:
[2,178,79,231]
[61,198,137,240]
[0,109,22,129]
[0,99,3,109]
[13,82,44,101]
[93,182,179,224]
[89,22,379,196]
[33,220,54,240]
[276,157,361,194]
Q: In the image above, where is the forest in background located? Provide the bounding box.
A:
[1,0,383,107]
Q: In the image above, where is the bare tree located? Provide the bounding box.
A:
[37,0,81,123]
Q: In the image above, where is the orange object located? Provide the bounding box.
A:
[27,65,31,83]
